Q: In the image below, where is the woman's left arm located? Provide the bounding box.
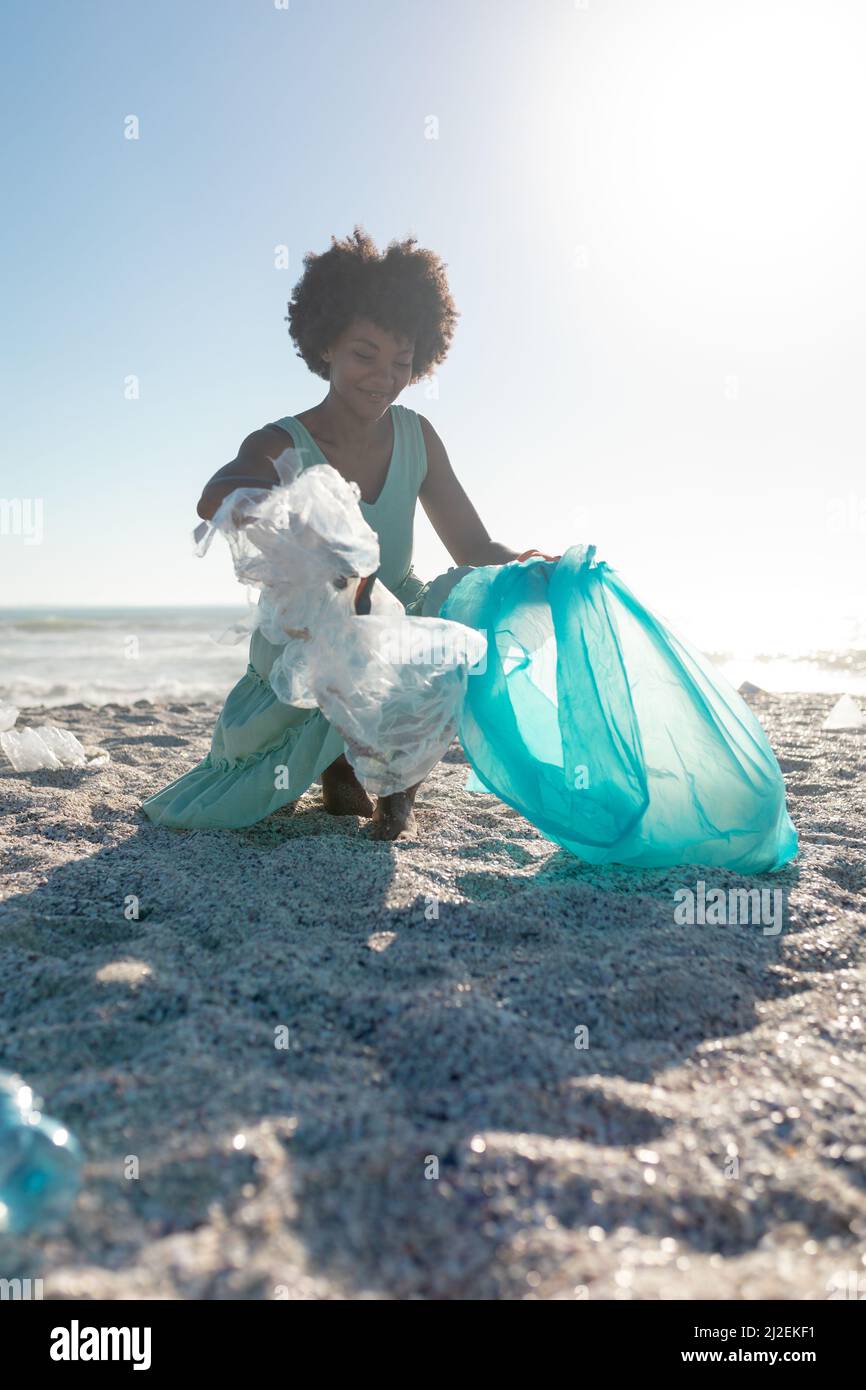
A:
[418,416,536,566]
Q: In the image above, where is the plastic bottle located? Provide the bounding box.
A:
[0,1071,83,1234]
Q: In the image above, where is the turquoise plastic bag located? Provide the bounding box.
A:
[440,545,798,872]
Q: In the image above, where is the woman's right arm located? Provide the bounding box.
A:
[196,428,292,520]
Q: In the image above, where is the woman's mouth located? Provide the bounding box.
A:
[359,389,388,403]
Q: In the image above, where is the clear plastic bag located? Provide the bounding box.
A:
[196,450,487,794]
[310,612,487,792]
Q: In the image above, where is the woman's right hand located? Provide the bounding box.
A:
[515,549,561,562]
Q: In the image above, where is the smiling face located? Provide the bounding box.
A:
[321,318,415,417]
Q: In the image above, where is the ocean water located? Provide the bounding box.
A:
[0,605,864,709]
[0,607,254,708]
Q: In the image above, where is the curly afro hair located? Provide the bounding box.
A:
[285,226,459,383]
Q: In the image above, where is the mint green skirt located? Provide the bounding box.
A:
[140,565,473,830]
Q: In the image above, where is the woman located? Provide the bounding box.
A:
[141,227,555,839]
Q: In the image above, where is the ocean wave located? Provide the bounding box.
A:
[0,679,235,708]
[0,612,250,635]
[1,609,865,706]
[3,618,105,633]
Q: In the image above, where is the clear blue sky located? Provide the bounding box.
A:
[2,0,864,661]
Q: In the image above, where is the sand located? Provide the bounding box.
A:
[0,691,864,1300]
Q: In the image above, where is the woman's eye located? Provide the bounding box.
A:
[354,351,412,368]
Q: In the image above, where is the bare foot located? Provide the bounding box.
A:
[321,753,374,817]
[364,786,420,841]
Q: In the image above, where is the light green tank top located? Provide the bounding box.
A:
[264,403,427,604]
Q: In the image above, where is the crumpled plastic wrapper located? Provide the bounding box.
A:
[194,447,487,794]
[822,694,865,730]
[0,703,19,733]
[0,723,110,772]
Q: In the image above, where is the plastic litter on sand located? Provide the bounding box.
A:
[0,724,110,772]
[822,693,865,731]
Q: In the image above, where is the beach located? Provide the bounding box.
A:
[0,690,863,1300]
